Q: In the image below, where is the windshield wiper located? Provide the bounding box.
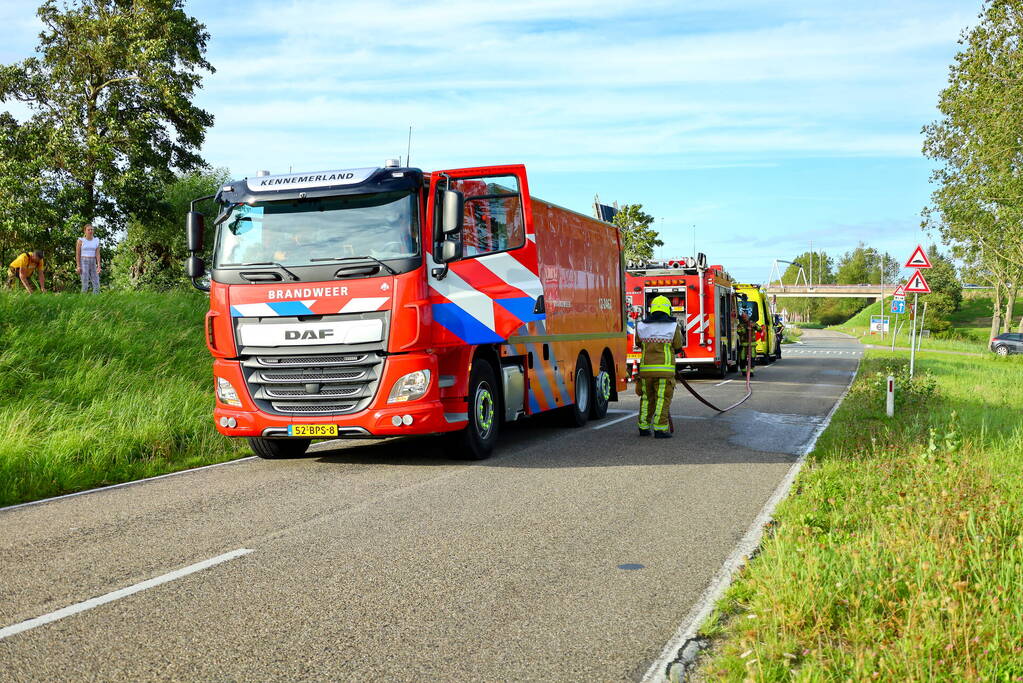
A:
[309,255,397,275]
[221,261,300,281]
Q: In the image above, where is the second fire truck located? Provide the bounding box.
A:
[625,254,740,378]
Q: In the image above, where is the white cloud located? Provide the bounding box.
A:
[177,0,973,175]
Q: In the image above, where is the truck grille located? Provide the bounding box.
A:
[242,353,383,416]
[258,368,367,382]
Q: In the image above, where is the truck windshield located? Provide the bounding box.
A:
[214,191,418,269]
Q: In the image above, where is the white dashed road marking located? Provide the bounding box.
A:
[0,549,254,641]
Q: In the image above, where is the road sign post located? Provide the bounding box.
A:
[917,301,928,352]
[901,249,932,378]
[909,293,918,376]
[905,245,933,270]
[905,270,931,294]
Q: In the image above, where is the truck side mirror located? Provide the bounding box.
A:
[439,238,462,263]
[441,189,464,235]
[186,211,205,252]
[186,255,206,279]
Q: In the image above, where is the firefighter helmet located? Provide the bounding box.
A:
[649,295,671,316]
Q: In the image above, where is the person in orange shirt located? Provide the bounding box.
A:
[6,250,47,293]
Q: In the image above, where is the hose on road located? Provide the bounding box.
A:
[675,321,755,415]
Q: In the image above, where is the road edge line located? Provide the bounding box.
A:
[593,411,639,430]
[640,358,860,683]
[0,457,258,515]
[0,548,255,641]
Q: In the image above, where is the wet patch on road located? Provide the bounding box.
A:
[721,409,826,456]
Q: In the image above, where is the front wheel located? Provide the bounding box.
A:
[450,361,500,460]
[247,437,311,459]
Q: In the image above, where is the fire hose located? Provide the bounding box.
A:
[674,320,755,418]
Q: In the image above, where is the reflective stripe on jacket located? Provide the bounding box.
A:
[637,320,684,377]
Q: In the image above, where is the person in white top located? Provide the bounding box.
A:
[76,223,102,293]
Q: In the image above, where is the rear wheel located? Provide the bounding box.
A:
[561,355,592,427]
[450,361,500,460]
[590,354,613,420]
[247,437,311,459]
[996,345,1010,357]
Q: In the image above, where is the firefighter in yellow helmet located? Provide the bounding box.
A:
[636,295,684,438]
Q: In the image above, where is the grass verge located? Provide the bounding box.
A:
[697,349,1023,680]
[0,291,246,506]
[782,327,803,344]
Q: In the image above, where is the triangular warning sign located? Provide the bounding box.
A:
[892,284,906,297]
[904,269,931,293]
[905,245,932,269]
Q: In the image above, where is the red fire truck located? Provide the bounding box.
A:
[625,254,739,378]
[184,162,627,460]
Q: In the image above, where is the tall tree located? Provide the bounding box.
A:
[111,168,229,291]
[613,204,663,263]
[0,112,58,268]
[836,243,900,286]
[0,0,214,284]
[919,245,962,333]
[922,1,1023,326]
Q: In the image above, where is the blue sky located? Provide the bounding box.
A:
[0,0,977,282]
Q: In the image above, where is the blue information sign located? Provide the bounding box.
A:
[891,299,906,314]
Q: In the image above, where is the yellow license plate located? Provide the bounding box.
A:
[287,424,338,438]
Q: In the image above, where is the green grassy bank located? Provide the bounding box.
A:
[832,291,1023,355]
[0,291,245,506]
[698,350,1023,680]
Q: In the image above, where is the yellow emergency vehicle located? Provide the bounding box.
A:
[734,284,780,364]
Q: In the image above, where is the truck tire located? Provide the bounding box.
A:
[561,355,592,427]
[450,361,500,460]
[247,437,311,459]
[590,354,613,420]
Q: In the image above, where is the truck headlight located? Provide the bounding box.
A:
[388,369,431,403]
[216,377,242,407]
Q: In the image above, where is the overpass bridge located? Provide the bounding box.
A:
[763,284,885,300]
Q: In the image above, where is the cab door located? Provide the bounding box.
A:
[425,165,544,346]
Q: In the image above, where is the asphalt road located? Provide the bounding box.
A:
[0,330,860,682]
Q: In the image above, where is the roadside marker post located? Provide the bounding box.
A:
[886,375,895,417]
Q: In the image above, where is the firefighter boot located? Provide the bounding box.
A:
[654,431,673,439]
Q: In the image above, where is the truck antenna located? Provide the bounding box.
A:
[406,125,413,167]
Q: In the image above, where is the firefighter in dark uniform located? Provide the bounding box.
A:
[737,308,762,376]
[636,295,684,438]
